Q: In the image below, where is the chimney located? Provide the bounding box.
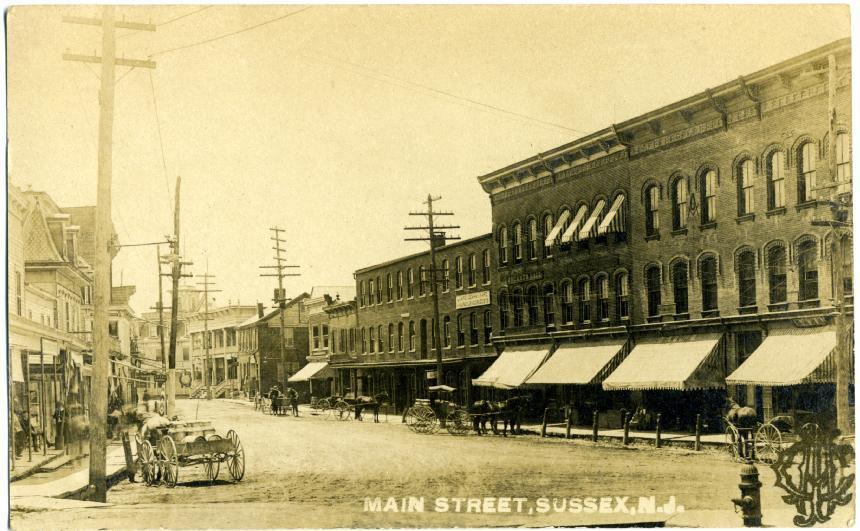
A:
[257,302,264,318]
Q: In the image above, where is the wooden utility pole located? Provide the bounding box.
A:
[165,177,192,415]
[63,6,155,503]
[405,195,460,406]
[154,245,168,375]
[260,227,300,388]
[195,270,221,400]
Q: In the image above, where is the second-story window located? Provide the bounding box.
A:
[368,327,375,353]
[700,255,719,313]
[768,246,787,305]
[388,324,394,352]
[512,222,523,262]
[577,278,590,324]
[738,250,757,308]
[482,249,491,284]
[368,279,375,305]
[797,240,819,302]
[376,275,382,304]
[397,322,404,351]
[738,160,755,216]
[418,266,426,296]
[441,259,450,291]
[313,326,320,349]
[455,256,463,289]
[512,289,524,327]
[457,314,465,347]
[543,284,555,327]
[646,266,662,317]
[409,321,416,351]
[672,262,689,315]
[322,325,329,348]
[701,169,717,223]
[768,151,786,210]
[798,141,817,203]
[527,286,539,325]
[615,272,629,320]
[561,281,574,324]
[397,271,403,300]
[407,268,414,298]
[377,325,383,352]
[543,213,554,258]
[469,312,479,346]
[483,309,492,343]
[596,275,609,322]
[498,226,509,265]
[527,218,538,260]
[836,132,852,194]
[499,292,509,330]
[386,274,393,302]
[672,177,688,230]
[468,254,476,287]
[645,185,660,236]
[442,316,451,347]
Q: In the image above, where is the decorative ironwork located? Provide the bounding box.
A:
[771,423,855,527]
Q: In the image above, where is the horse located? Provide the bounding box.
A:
[725,398,758,454]
[355,392,389,423]
[470,400,500,435]
[493,396,531,436]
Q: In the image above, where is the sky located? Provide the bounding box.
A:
[6,4,851,316]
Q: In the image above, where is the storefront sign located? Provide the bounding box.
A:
[41,338,59,357]
[504,270,544,285]
[455,290,491,309]
[426,370,437,380]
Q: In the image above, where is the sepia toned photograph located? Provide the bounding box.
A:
[5,3,856,529]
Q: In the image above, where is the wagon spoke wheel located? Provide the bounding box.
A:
[755,423,782,464]
[202,435,221,483]
[319,399,331,419]
[139,440,157,486]
[414,406,437,434]
[226,430,245,481]
[446,409,472,436]
[404,407,420,432]
[724,424,742,462]
[335,401,352,421]
[158,436,179,488]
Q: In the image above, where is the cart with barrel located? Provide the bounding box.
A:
[404,385,471,435]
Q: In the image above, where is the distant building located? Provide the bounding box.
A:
[187,303,257,397]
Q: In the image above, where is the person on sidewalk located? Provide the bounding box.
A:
[12,398,25,457]
[287,387,299,417]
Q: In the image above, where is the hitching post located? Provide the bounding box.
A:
[592,411,599,442]
[623,412,630,445]
[695,414,702,451]
[655,413,662,448]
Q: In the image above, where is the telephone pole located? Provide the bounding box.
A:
[195,269,222,400]
[153,245,168,375]
[405,195,460,404]
[62,6,155,503]
[165,177,191,415]
[260,227,300,389]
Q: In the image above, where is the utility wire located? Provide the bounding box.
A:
[147,6,312,58]
[148,70,174,221]
[119,6,213,39]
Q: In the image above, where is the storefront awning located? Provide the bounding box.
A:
[472,346,551,389]
[526,341,626,385]
[543,210,570,247]
[597,194,626,235]
[560,205,588,243]
[602,334,724,391]
[578,199,606,240]
[288,362,331,382]
[725,328,842,386]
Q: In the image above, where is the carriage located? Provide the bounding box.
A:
[135,420,245,487]
[723,415,793,464]
[403,385,472,436]
[323,392,389,422]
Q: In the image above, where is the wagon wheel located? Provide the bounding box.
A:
[158,435,179,488]
[335,400,352,421]
[226,430,245,481]
[446,409,472,436]
[202,435,221,483]
[404,407,420,432]
[414,405,438,434]
[755,423,782,464]
[724,424,742,462]
[139,440,158,486]
[318,398,331,419]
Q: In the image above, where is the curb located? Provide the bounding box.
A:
[10,451,67,483]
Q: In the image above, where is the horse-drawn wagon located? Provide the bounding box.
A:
[328,392,390,422]
[724,399,792,463]
[403,386,471,436]
[135,419,245,487]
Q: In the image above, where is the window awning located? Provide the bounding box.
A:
[526,341,627,385]
[597,195,626,234]
[543,210,570,247]
[725,328,846,386]
[602,334,724,391]
[560,205,589,243]
[472,346,551,389]
[288,362,331,382]
[578,199,606,240]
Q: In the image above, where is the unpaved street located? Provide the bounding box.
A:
[13,398,795,528]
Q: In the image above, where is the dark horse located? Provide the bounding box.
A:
[471,400,500,435]
[725,398,758,455]
[471,396,531,437]
[355,392,390,423]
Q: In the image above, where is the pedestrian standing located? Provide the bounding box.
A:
[288,387,299,417]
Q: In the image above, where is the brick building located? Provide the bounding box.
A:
[477,39,853,430]
[331,234,497,412]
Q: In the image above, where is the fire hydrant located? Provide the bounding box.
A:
[731,460,763,527]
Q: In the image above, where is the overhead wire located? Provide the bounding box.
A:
[147,70,174,221]
[118,5,213,39]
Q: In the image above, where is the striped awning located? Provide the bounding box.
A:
[597,194,626,235]
[473,345,551,389]
[526,341,627,385]
[288,362,331,382]
[560,205,589,243]
[726,328,847,386]
[579,199,606,240]
[602,334,724,391]
[543,210,570,247]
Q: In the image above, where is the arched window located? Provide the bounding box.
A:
[527,218,538,260]
[738,160,755,215]
[615,272,630,320]
[543,213,554,258]
[499,291,509,330]
[377,324,383,352]
[512,222,523,262]
[386,273,393,302]
[543,284,556,327]
[577,278,591,324]
[737,250,757,308]
[498,226,509,265]
[368,326,375,353]
[701,169,717,223]
[836,132,852,194]
[407,268,414,298]
[368,279,375,305]
[468,254,477,287]
[797,240,818,301]
[672,261,689,315]
[418,266,426,296]
[454,256,463,289]
[767,151,786,210]
[397,322,404,351]
[376,275,382,304]
[387,324,394,352]
[481,249,491,284]
[456,314,465,347]
[596,275,609,322]
[645,185,660,236]
[442,316,451,347]
[409,321,416,351]
[700,256,719,313]
[672,177,688,230]
[767,246,787,305]
[561,280,574,324]
[646,266,662,317]
[798,142,817,203]
[483,309,492,343]
[469,312,479,346]
[527,285,540,325]
[441,259,450,291]
[396,271,403,300]
[512,288,524,327]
